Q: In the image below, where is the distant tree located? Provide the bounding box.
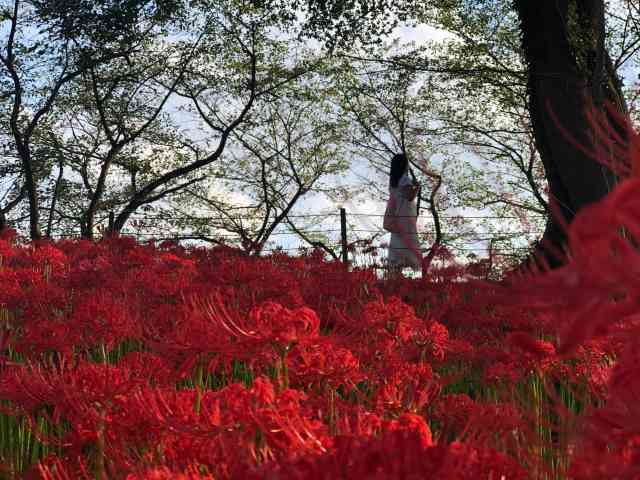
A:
[42,34,198,238]
[0,0,179,239]
[3,1,318,239]
[106,2,322,235]
[165,65,350,256]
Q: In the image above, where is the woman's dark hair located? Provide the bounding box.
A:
[389,153,408,188]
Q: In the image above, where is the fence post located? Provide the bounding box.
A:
[108,211,115,234]
[340,207,348,264]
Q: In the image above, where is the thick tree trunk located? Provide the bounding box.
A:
[514,0,626,268]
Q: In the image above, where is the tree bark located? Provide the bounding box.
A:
[46,160,64,238]
[17,143,42,240]
[514,0,626,268]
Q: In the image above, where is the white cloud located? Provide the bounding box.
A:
[391,24,455,44]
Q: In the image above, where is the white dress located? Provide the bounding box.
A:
[387,174,422,270]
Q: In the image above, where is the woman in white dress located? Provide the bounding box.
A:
[384,153,422,275]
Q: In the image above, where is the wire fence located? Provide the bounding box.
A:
[3,206,541,277]
[104,206,545,273]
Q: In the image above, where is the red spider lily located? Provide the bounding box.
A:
[125,466,216,479]
[286,339,362,389]
[372,362,438,415]
[508,332,556,360]
[410,319,449,362]
[5,170,640,479]
[432,394,476,437]
[566,343,640,479]
[108,378,330,476]
[244,420,527,480]
[357,296,422,345]
[31,455,93,480]
[0,227,17,242]
[0,327,11,368]
[484,362,523,384]
[193,294,320,355]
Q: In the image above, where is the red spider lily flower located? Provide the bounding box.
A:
[244,424,527,480]
[411,319,449,362]
[6,182,640,480]
[372,362,437,415]
[248,302,321,347]
[0,227,17,242]
[287,339,362,389]
[432,394,476,437]
[29,243,68,272]
[508,332,556,360]
[506,332,557,375]
[485,362,522,384]
[194,294,320,356]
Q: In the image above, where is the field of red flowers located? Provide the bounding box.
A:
[1,178,640,478]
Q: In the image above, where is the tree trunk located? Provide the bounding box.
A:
[112,203,138,234]
[46,161,64,238]
[18,145,42,240]
[514,0,626,268]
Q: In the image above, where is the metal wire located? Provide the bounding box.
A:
[12,208,543,265]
